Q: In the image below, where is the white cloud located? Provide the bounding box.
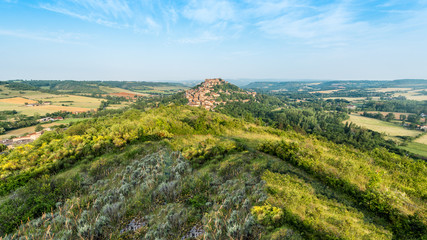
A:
[182,0,235,24]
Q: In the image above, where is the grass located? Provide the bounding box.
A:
[262,170,392,239]
[402,142,427,158]
[392,89,427,101]
[345,114,420,138]
[414,134,427,145]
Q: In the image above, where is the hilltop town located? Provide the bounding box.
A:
[185,78,256,110]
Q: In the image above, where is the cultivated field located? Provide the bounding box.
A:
[0,97,38,105]
[0,102,96,116]
[345,114,420,138]
[0,91,102,116]
[393,89,427,101]
[36,95,103,108]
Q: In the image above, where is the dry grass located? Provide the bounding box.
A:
[393,89,427,101]
[310,89,339,94]
[0,97,38,105]
[414,134,427,145]
[35,95,104,108]
[99,86,149,95]
[345,114,420,137]
[323,97,381,102]
[372,88,413,92]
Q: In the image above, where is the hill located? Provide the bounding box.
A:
[0,104,426,239]
[244,79,427,92]
[185,78,256,110]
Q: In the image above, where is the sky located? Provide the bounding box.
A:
[0,0,427,82]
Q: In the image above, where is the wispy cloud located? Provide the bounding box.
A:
[38,0,159,33]
[177,31,223,44]
[0,28,84,44]
[182,0,235,24]
[15,0,427,47]
[253,0,427,47]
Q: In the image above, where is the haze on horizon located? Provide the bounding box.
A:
[1,0,427,82]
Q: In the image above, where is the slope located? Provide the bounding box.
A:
[0,106,426,239]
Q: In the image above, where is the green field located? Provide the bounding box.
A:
[402,142,427,158]
[346,114,427,157]
[345,114,420,138]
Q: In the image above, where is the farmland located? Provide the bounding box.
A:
[345,114,427,158]
[393,89,427,101]
[0,97,38,105]
[345,114,420,138]
[0,101,97,116]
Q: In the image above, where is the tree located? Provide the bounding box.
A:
[385,113,395,122]
[399,115,406,121]
[0,144,7,152]
[407,114,420,124]
[35,125,44,132]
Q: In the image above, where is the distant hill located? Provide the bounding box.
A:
[244,79,427,92]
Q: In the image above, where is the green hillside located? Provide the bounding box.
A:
[0,105,426,239]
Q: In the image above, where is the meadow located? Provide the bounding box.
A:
[345,114,420,138]
[402,142,427,158]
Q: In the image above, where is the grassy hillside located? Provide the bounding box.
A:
[0,106,426,239]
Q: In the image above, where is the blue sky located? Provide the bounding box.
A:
[1,0,427,81]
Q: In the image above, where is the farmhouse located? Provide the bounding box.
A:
[38,117,54,122]
[346,105,357,110]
